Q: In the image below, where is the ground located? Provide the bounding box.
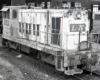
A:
[0,36,24,80]
[0,57,24,80]
[0,35,75,80]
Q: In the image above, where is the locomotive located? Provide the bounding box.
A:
[92,5,100,42]
[1,5,99,75]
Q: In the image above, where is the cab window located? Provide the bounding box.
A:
[33,24,35,35]
[12,10,17,19]
[26,23,28,34]
[22,23,24,33]
[37,24,39,36]
[3,10,10,19]
[19,22,21,32]
[29,24,31,34]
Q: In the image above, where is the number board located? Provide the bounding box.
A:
[70,24,86,32]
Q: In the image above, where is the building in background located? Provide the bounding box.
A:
[0,0,25,9]
[0,0,100,33]
[51,0,100,9]
[0,0,100,9]
[26,0,51,8]
[11,0,25,6]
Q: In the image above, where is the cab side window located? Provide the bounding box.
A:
[3,10,10,19]
[37,24,39,36]
[26,23,28,34]
[22,23,24,33]
[3,12,6,18]
[19,22,21,32]
[12,10,17,19]
[33,24,40,36]
[29,24,31,34]
[33,24,35,35]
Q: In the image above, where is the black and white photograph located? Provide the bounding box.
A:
[0,0,100,80]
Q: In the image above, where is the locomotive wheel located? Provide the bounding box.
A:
[49,55,54,61]
[37,53,41,60]
[5,41,9,47]
[5,41,11,51]
[2,39,6,46]
[17,45,21,52]
[80,58,87,68]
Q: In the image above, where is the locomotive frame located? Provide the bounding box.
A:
[1,5,99,75]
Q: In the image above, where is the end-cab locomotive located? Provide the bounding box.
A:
[1,5,98,75]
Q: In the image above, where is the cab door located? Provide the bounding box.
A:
[51,17,61,45]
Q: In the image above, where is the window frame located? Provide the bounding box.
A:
[37,24,39,36]
[19,22,21,32]
[26,23,28,34]
[29,24,31,34]
[3,10,10,19]
[22,23,24,33]
[12,10,17,19]
[51,17,61,45]
[33,24,35,35]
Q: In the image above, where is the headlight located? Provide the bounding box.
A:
[75,11,81,19]
[76,13,81,19]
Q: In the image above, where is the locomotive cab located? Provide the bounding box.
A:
[1,6,27,48]
[1,7,10,37]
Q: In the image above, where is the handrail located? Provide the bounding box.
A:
[3,27,100,51]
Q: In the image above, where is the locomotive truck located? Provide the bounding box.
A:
[1,5,99,75]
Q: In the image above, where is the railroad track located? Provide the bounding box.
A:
[0,47,7,51]
[0,48,75,80]
[10,50,100,80]
[72,69,100,80]
[93,71,100,76]
[72,75,84,80]
[1,47,100,80]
